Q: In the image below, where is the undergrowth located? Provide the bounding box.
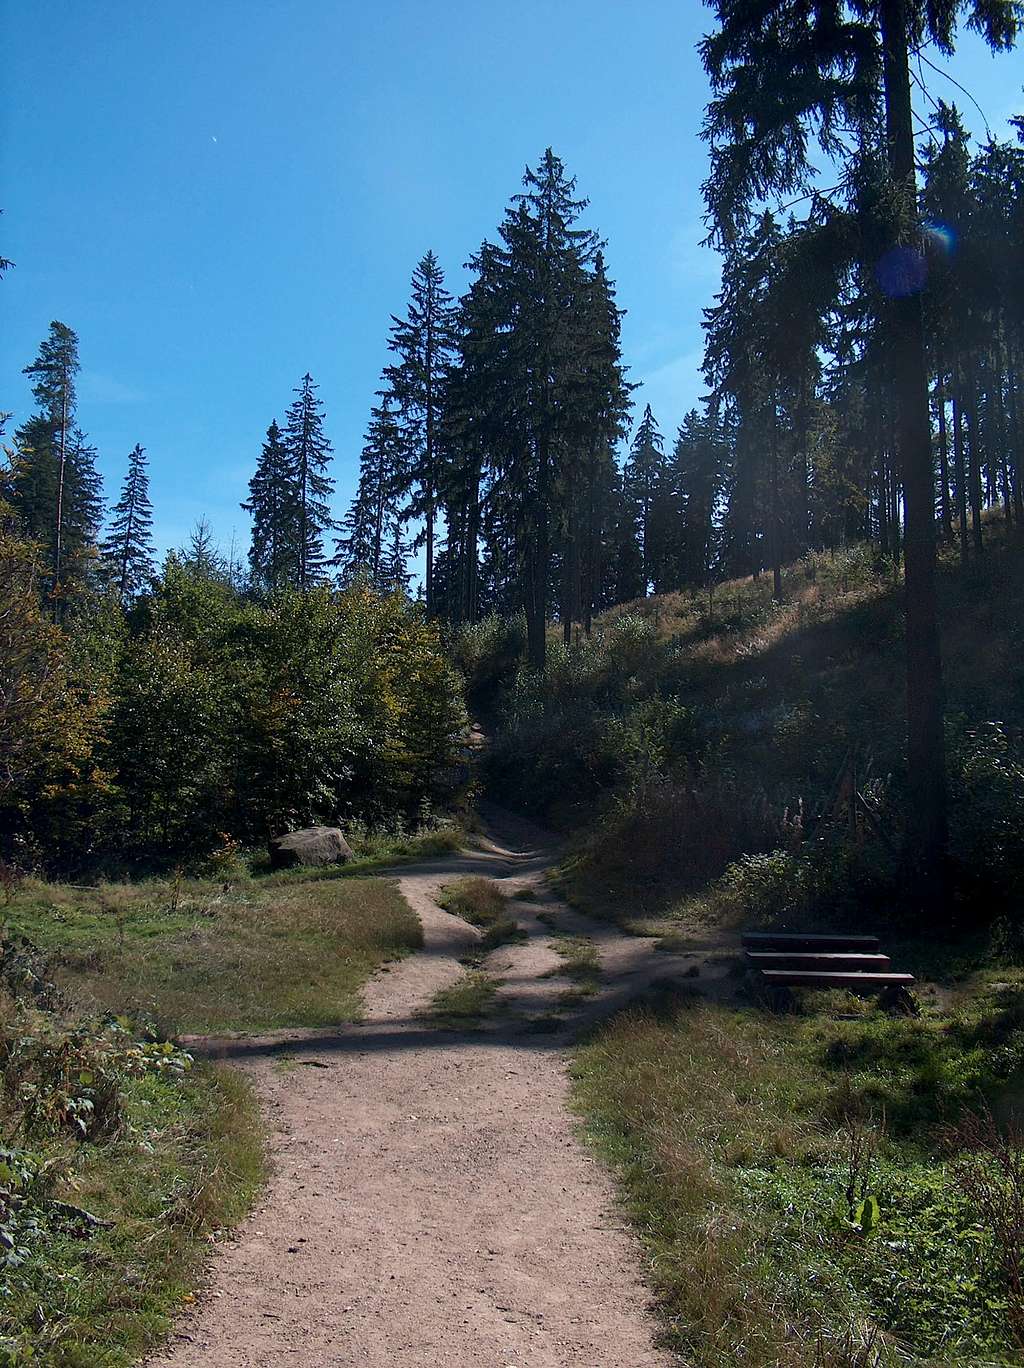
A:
[572,980,1024,1366]
[0,943,264,1366]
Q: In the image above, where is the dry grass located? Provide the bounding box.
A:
[437,876,508,927]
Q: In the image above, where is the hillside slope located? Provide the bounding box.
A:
[485,518,1024,933]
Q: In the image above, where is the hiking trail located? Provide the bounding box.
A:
[149,807,730,1367]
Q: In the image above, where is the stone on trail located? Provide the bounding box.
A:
[269,826,354,869]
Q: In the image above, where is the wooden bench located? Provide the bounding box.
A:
[743,930,914,997]
[758,969,914,992]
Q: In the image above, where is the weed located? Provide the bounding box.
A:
[547,934,601,995]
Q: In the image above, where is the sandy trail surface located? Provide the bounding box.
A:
[149,809,710,1368]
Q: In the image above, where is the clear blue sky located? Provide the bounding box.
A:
[2,2,1020,560]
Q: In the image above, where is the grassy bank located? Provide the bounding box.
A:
[0,956,265,1367]
[7,864,427,1037]
[0,827,451,1363]
[571,971,1024,1367]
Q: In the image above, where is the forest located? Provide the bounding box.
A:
[3,0,1024,1365]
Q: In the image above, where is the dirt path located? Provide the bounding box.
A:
[150,810,706,1367]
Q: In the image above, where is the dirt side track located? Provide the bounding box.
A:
[149,812,696,1367]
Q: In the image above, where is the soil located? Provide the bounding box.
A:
[149,808,729,1367]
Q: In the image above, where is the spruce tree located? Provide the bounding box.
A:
[384,252,458,613]
[13,322,103,606]
[701,0,1018,892]
[102,443,155,601]
[335,392,407,588]
[282,374,335,589]
[243,420,297,592]
[623,405,667,596]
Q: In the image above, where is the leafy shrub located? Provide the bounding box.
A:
[3,575,469,872]
[448,613,526,707]
[948,718,1024,917]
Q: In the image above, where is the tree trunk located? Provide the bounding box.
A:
[952,360,970,564]
[964,358,984,555]
[769,413,782,600]
[53,379,69,612]
[934,367,953,542]
[880,0,948,892]
[1008,345,1024,529]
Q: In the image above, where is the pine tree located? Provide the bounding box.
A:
[282,374,335,589]
[102,443,155,601]
[12,322,103,607]
[384,252,458,613]
[243,420,297,592]
[465,150,608,666]
[623,405,667,596]
[701,0,1018,893]
[335,392,407,589]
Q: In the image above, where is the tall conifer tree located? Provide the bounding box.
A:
[102,443,155,601]
[282,374,334,589]
[335,392,407,588]
[12,322,102,607]
[243,420,297,592]
[384,252,458,613]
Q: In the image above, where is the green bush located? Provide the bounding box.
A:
[2,574,469,873]
[949,718,1024,916]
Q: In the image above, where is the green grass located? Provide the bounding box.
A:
[571,978,1024,1367]
[1,1028,264,1367]
[424,970,501,1027]
[6,871,422,1036]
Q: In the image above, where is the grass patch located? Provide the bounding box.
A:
[571,979,1024,1366]
[437,876,507,926]
[547,934,602,997]
[5,1063,263,1366]
[254,822,464,884]
[424,970,501,1027]
[6,872,422,1036]
[438,876,526,956]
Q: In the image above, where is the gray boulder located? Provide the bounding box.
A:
[269,826,354,869]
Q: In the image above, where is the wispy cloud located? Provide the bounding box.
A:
[79,371,147,405]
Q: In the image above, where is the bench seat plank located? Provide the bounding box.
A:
[759,969,914,991]
[742,931,881,952]
[746,951,891,971]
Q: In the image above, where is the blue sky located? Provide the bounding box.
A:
[2,2,1021,560]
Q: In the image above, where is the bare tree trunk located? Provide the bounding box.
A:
[952,360,970,565]
[880,0,948,893]
[934,366,953,541]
